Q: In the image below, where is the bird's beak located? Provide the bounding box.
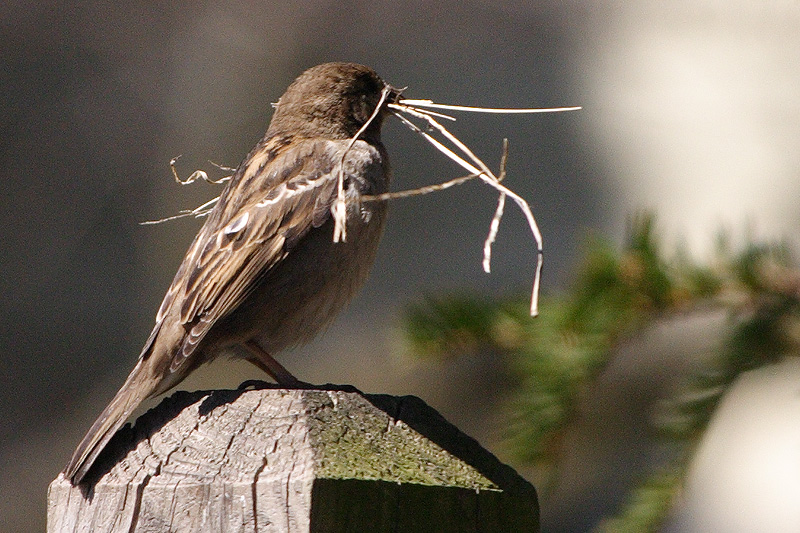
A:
[385,84,404,105]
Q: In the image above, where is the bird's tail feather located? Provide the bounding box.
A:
[63,356,160,485]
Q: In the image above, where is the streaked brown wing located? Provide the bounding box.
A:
[151,137,355,372]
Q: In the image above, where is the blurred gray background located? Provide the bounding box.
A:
[2,1,799,531]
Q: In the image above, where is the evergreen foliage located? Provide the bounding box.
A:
[402,213,800,531]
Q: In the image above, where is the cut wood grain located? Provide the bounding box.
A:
[48,385,538,532]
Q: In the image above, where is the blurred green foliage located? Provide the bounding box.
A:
[402,213,800,532]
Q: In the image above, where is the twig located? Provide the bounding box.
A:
[391,104,498,182]
[400,106,457,122]
[208,160,236,173]
[399,99,582,114]
[389,103,547,315]
[362,173,479,202]
[484,139,509,273]
[333,86,393,243]
[140,196,220,225]
[170,155,233,185]
[484,194,506,274]
[140,157,234,225]
[498,138,509,182]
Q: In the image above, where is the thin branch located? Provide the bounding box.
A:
[390,105,544,315]
[208,160,236,173]
[141,157,233,225]
[401,106,457,122]
[333,85,393,243]
[399,99,582,114]
[390,104,497,182]
[170,155,233,185]
[484,139,510,272]
[362,172,479,202]
[498,138,509,182]
[140,196,220,225]
[484,194,506,273]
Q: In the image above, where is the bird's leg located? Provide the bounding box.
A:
[243,340,308,388]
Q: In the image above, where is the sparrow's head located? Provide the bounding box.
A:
[268,62,400,141]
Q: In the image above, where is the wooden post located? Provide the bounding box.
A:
[48,385,539,532]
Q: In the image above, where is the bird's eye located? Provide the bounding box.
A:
[351,94,374,125]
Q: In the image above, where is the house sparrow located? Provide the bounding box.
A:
[65,62,400,484]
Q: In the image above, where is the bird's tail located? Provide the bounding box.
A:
[63,355,163,485]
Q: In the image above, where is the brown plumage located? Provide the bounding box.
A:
[65,62,400,484]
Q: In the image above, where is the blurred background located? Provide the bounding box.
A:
[2,1,799,531]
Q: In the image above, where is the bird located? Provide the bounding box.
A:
[64,62,400,485]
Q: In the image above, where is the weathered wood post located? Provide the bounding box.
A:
[48,385,539,532]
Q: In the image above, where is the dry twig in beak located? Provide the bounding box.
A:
[387,100,581,316]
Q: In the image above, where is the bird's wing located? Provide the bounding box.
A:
[147,136,377,372]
